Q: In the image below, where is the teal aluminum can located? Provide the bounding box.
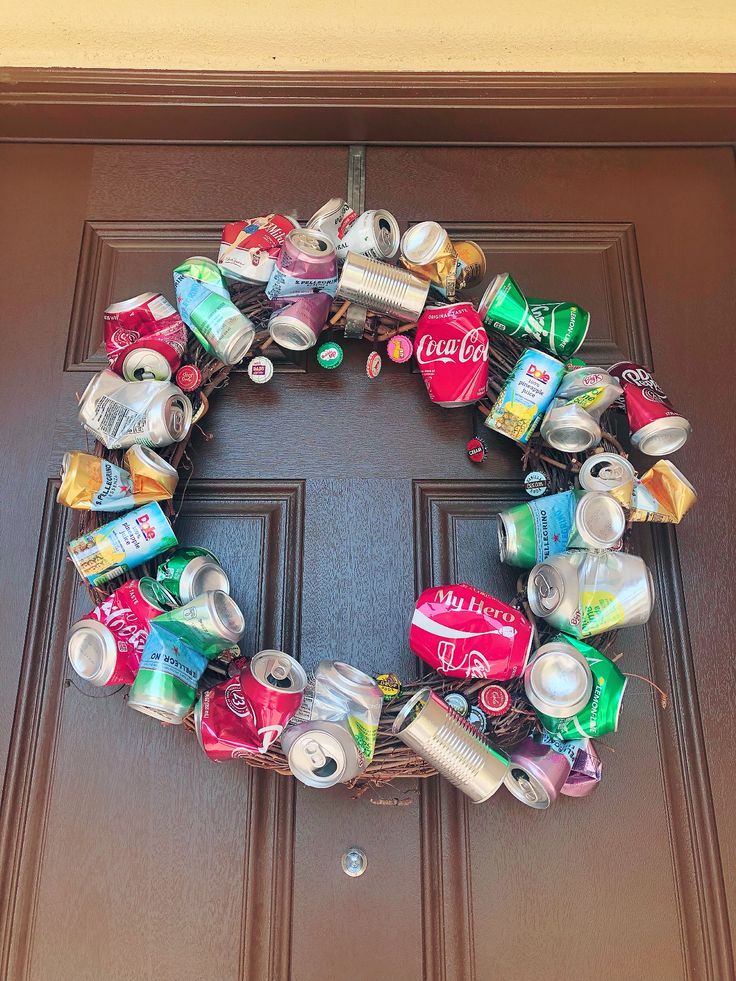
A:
[67,502,177,587]
[128,623,207,724]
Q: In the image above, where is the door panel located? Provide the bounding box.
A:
[1,141,733,981]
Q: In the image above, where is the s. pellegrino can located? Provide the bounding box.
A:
[534,635,628,741]
[155,546,230,604]
[392,688,510,803]
[128,622,208,724]
[67,502,178,587]
[174,256,255,365]
[503,734,576,809]
[498,490,578,568]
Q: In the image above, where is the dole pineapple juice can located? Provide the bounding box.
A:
[67,502,177,587]
[485,348,565,444]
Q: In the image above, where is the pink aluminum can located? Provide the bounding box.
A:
[104,293,187,380]
[66,578,171,686]
[409,583,533,681]
[414,302,490,407]
[504,736,573,809]
[268,292,333,351]
[265,230,338,300]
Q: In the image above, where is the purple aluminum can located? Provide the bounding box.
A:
[560,740,602,797]
[268,292,333,351]
[265,229,338,300]
[503,736,573,808]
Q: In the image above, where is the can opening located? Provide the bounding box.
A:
[393,688,430,734]
[511,767,540,803]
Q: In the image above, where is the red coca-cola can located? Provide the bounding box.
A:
[409,583,533,681]
[414,303,489,407]
[609,360,691,456]
[104,292,187,381]
[66,577,172,686]
[238,650,308,752]
[194,675,260,760]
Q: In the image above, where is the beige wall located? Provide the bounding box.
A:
[2,0,735,72]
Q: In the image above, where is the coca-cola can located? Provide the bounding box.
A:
[104,292,187,380]
[609,361,691,455]
[409,583,533,681]
[239,650,307,752]
[218,214,299,284]
[336,253,429,323]
[66,577,172,686]
[194,675,260,760]
[414,303,489,407]
[337,210,400,261]
[307,197,358,249]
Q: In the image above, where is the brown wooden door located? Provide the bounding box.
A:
[1,139,734,981]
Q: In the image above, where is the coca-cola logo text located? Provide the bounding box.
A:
[415,328,488,366]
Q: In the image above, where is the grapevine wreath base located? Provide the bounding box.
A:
[75,287,648,792]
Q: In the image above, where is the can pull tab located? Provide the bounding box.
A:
[518,775,539,803]
[266,657,292,689]
[304,739,327,770]
[534,572,559,612]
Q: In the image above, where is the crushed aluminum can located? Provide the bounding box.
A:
[265,229,338,300]
[218,214,299,284]
[337,209,400,262]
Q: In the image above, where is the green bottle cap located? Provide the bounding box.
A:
[317,341,343,370]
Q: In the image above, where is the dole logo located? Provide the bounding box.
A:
[526,364,551,383]
[135,512,157,541]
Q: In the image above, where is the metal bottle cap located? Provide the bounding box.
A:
[178,556,231,604]
[207,590,245,643]
[524,642,593,718]
[401,221,447,264]
[282,721,362,787]
[541,404,601,452]
[67,619,117,686]
[122,347,173,383]
[573,492,626,550]
[632,415,691,456]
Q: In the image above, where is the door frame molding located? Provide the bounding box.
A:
[1,69,735,145]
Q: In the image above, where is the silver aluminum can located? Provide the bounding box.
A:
[578,453,637,494]
[78,369,192,449]
[337,210,400,261]
[177,555,230,604]
[307,197,357,248]
[67,618,119,686]
[527,550,655,636]
[540,403,601,452]
[282,720,364,788]
[121,346,173,383]
[524,641,593,718]
[392,688,510,803]
[337,253,430,323]
[249,649,308,694]
[569,492,626,551]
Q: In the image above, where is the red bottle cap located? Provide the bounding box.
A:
[478,684,511,716]
[175,364,202,392]
[466,437,487,463]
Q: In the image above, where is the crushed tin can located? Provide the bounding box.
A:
[307,198,357,252]
[283,720,366,787]
[128,622,207,724]
[268,292,332,350]
[174,256,255,365]
[578,453,637,508]
[151,590,245,659]
[238,650,308,753]
[523,640,594,719]
[400,221,460,297]
[414,302,489,408]
[57,445,178,511]
[628,459,697,523]
[504,735,575,809]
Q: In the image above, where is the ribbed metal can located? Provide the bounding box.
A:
[337,253,430,322]
[392,688,510,803]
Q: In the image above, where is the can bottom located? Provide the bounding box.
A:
[128,695,187,725]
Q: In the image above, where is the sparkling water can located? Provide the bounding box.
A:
[392,688,510,803]
[268,291,333,350]
[66,577,173,686]
[155,546,230,604]
[240,650,308,753]
[414,302,489,407]
[503,735,574,809]
[523,640,594,718]
[497,490,578,568]
[174,256,255,365]
[567,492,626,551]
[128,623,207,724]
[151,590,244,658]
[265,229,338,299]
[485,348,565,445]
[409,583,533,681]
[67,502,177,587]
[527,549,654,638]
[337,253,430,322]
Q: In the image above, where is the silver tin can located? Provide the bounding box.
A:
[78,369,192,449]
[121,346,173,383]
[578,453,637,494]
[527,550,655,637]
[306,197,357,248]
[337,210,400,261]
[282,720,364,787]
[569,492,626,550]
[337,252,430,323]
[392,688,510,803]
[524,641,594,718]
[540,403,601,452]
[67,618,119,686]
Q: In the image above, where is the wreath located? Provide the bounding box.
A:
[61,205,693,807]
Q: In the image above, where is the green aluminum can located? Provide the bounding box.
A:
[128,623,207,724]
[536,633,627,740]
[156,545,230,604]
[497,490,580,569]
[151,590,245,659]
[527,298,590,359]
[478,273,543,343]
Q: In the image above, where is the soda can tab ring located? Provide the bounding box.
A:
[60,194,685,807]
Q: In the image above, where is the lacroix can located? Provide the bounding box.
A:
[104,292,187,381]
[218,214,299,284]
[67,502,178,587]
[409,583,533,681]
[155,546,230,604]
[265,229,338,300]
[534,635,628,740]
[239,650,307,753]
[414,302,489,407]
[66,577,173,685]
[527,550,655,638]
[151,590,244,658]
[609,361,691,455]
[194,675,260,760]
[128,623,208,724]
[484,348,565,444]
[392,688,510,803]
